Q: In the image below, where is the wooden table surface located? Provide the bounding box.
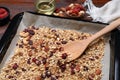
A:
[0,0,110,36]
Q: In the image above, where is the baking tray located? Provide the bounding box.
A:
[0,12,120,80]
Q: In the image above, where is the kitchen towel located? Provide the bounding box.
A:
[84,0,120,24]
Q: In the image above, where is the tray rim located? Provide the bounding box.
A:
[0,12,120,80]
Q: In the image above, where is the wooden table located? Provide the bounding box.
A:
[0,0,110,36]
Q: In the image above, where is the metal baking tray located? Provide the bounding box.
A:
[0,12,120,80]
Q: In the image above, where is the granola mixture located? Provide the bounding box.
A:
[0,26,105,80]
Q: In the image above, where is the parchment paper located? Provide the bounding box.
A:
[0,12,110,80]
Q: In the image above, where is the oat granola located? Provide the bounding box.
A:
[0,26,105,80]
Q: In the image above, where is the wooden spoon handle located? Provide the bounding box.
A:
[89,18,120,42]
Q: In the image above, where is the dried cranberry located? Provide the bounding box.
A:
[61,53,68,59]
[28,40,33,45]
[60,64,66,72]
[70,63,76,69]
[12,63,18,70]
[71,69,75,75]
[57,60,62,66]
[32,58,37,63]
[28,30,35,35]
[27,58,31,64]
[19,44,23,48]
[61,41,67,44]
[42,57,47,64]
[8,76,14,79]
[45,71,51,78]
[35,60,41,66]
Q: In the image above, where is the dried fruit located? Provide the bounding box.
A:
[61,53,68,59]
[60,64,66,72]
[71,69,75,75]
[12,63,18,70]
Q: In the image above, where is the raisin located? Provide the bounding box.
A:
[61,53,68,59]
[12,63,18,70]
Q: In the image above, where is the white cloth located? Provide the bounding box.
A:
[84,0,120,24]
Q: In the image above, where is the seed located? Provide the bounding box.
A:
[12,63,18,70]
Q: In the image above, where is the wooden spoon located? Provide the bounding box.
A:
[63,18,120,61]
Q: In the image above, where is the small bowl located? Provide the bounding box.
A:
[0,7,10,26]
